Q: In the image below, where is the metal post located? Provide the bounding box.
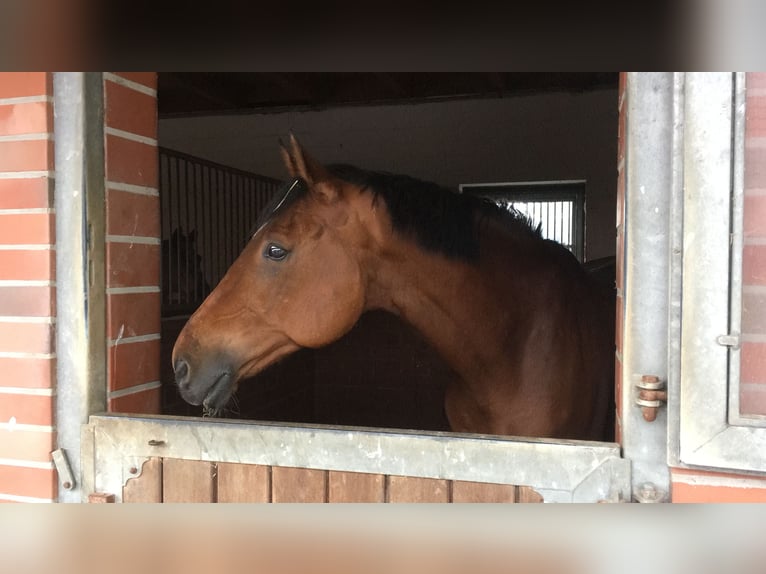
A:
[621,73,674,501]
[53,73,107,503]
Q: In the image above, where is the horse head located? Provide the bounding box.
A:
[172,136,370,412]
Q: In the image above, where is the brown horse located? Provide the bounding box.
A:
[172,136,615,440]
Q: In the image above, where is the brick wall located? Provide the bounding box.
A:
[740,72,766,417]
[0,73,57,502]
[103,73,161,414]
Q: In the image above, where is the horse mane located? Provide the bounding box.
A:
[327,164,542,261]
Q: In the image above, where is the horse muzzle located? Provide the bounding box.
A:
[173,356,236,410]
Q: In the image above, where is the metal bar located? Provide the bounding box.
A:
[54,72,107,502]
[622,73,675,500]
[88,413,629,503]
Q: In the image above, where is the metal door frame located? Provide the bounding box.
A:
[81,413,629,503]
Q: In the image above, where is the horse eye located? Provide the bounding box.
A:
[264,243,289,261]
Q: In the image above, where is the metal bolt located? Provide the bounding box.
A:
[129,466,138,475]
[635,482,665,503]
[63,481,72,490]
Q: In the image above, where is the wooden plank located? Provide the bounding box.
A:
[328,471,385,502]
[88,493,116,503]
[272,466,327,502]
[451,480,517,503]
[162,458,216,502]
[123,457,162,503]
[387,476,449,503]
[517,486,544,503]
[217,463,270,502]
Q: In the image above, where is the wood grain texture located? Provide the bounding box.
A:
[162,458,216,502]
[387,476,449,502]
[517,486,544,503]
[328,471,385,502]
[123,457,162,502]
[272,466,327,502]
[217,463,270,502]
[451,480,517,503]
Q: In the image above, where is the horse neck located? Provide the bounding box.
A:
[363,228,527,381]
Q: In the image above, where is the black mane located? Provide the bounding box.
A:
[328,164,540,261]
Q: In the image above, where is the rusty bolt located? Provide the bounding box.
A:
[63,481,72,489]
[129,466,138,475]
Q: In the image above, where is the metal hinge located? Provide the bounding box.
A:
[633,375,667,422]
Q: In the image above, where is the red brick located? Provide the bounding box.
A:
[743,245,766,286]
[0,250,54,281]
[107,292,161,339]
[105,135,157,188]
[742,291,766,335]
[0,102,52,137]
[105,81,157,140]
[740,384,766,416]
[0,286,55,317]
[106,242,160,288]
[0,213,53,244]
[673,482,766,502]
[113,73,157,90]
[0,393,53,426]
[615,168,625,229]
[0,357,55,388]
[0,465,56,500]
[0,178,51,209]
[0,73,51,99]
[614,354,623,418]
[741,342,766,384]
[108,340,160,391]
[745,144,766,190]
[109,386,161,414]
[746,100,766,138]
[0,323,53,354]
[0,429,54,463]
[106,188,160,238]
[0,140,53,172]
[615,294,624,355]
[615,227,624,291]
[744,195,766,237]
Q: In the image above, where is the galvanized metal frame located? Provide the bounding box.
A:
[677,73,766,473]
[54,73,107,503]
[82,413,629,503]
[620,73,674,501]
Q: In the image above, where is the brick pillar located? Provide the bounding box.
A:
[0,73,57,502]
[614,72,626,444]
[103,73,161,413]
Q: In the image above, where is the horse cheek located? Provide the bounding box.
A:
[285,257,364,348]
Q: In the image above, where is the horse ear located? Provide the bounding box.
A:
[281,134,340,203]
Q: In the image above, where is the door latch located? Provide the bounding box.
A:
[52,448,76,490]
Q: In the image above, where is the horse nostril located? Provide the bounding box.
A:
[174,359,190,388]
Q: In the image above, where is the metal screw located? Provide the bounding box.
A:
[63,481,72,490]
[129,466,138,475]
